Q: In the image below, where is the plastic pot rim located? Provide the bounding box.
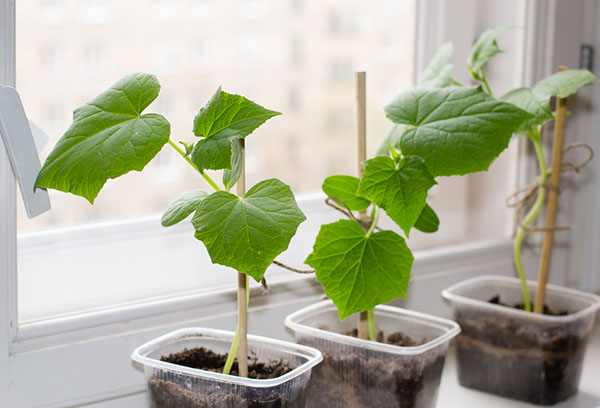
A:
[442,274,600,322]
[284,300,460,355]
[131,327,323,388]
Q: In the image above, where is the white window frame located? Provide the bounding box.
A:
[2,0,598,406]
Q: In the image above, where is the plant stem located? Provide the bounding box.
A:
[167,139,221,191]
[222,324,240,375]
[366,206,380,237]
[479,69,493,96]
[513,130,547,312]
[367,309,377,341]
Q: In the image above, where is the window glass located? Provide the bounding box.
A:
[17,0,418,232]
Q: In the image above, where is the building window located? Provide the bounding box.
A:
[151,0,182,21]
[78,0,110,24]
[328,11,359,35]
[40,0,64,24]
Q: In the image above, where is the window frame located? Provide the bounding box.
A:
[2,0,597,406]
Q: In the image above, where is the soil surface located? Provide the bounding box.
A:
[345,329,429,347]
[303,331,444,408]
[148,347,304,408]
[488,295,568,316]
[160,347,292,379]
[454,298,587,405]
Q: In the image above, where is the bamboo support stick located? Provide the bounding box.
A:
[236,138,249,376]
[355,71,369,339]
[534,66,569,314]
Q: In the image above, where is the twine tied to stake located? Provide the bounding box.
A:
[506,142,594,232]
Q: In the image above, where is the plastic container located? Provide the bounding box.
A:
[284,300,460,408]
[131,327,323,408]
[442,275,600,405]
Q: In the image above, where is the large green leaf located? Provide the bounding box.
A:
[322,175,370,211]
[418,42,454,88]
[500,69,598,134]
[35,73,170,203]
[385,86,532,177]
[306,219,413,320]
[533,69,597,99]
[191,87,280,172]
[414,204,439,233]
[192,178,306,281]
[358,156,435,236]
[161,190,208,227]
[467,26,510,74]
[501,87,553,133]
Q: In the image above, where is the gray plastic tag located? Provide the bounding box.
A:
[0,86,51,218]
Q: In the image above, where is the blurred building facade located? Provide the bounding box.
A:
[16,0,417,230]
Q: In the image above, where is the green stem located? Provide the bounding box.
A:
[367,309,377,341]
[167,139,221,191]
[366,206,380,237]
[364,207,380,341]
[451,79,465,87]
[513,129,547,312]
[479,69,493,96]
[222,277,250,375]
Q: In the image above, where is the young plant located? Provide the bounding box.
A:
[311,27,598,337]
[305,37,534,339]
[35,73,306,375]
[464,27,597,312]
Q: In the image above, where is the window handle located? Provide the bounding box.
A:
[0,86,51,218]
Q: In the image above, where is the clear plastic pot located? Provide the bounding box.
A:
[131,327,323,408]
[442,275,600,405]
[284,300,460,408]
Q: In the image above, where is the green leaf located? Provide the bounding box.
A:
[222,139,243,191]
[500,87,553,132]
[35,73,170,203]
[358,156,435,236]
[306,219,413,320]
[467,26,511,74]
[533,69,598,99]
[161,190,208,227]
[322,175,370,211]
[375,124,407,157]
[191,87,280,172]
[385,86,532,177]
[192,178,306,281]
[414,204,439,233]
[418,42,454,88]
[500,70,598,133]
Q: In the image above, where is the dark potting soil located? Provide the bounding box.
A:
[160,347,293,379]
[345,328,430,347]
[454,297,587,405]
[147,347,303,408]
[304,331,444,408]
[488,295,568,316]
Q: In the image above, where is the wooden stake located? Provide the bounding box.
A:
[236,138,249,376]
[534,66,569,314]
[356,72,367,179]
[355,71,369,339]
